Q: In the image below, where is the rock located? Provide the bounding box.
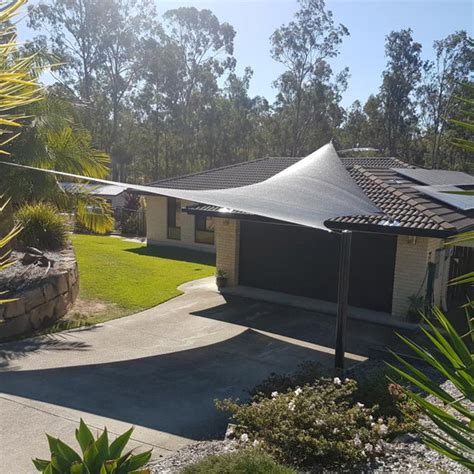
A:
[3,299,25,320]
[25,286,45,312]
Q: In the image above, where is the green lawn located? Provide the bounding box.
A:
[71,234,215,312]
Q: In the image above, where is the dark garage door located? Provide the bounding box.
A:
[239,221,397,313]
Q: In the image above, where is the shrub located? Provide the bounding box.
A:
[353,368,420,437]
[33,419,152,473]
[250,361,419,439]
[181,450,296,474]
[249,361,324,398]
[216,378,388,468]
[15,203,68,250]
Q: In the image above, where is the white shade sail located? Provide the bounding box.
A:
[1,143,381,231]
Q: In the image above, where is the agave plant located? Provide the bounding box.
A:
[388,307,473,470]
[390,218,474,469]
[33,419,152,474]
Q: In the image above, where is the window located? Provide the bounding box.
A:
[167,197,181,240]
[195,215,215,245]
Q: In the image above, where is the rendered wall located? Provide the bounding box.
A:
[146,196,215,253]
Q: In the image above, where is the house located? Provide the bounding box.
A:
[59,182,127,210]
[145,154,474,320]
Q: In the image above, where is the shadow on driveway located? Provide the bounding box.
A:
[0,329,332,440]
[0,330,94,370]
[192,294,419,358]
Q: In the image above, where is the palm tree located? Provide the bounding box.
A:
[2,93,114,233]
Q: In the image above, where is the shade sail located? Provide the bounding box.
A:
[1,143,381,231]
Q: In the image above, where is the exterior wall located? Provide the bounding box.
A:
[110,193,126,209]
[215,217,240,286]
[145,196,215,253]
[391,236,447,318]
[210,215,452,318]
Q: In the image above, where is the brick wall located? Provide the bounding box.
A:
[146,196,215,252]
[215,217,240,286]
[391,235,445,318]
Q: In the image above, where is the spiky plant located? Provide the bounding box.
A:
[0,0,43,301]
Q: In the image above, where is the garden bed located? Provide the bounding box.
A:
[0,249,67,297]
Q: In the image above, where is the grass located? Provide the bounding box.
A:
[35,234,215,334]
[72,234,215,310]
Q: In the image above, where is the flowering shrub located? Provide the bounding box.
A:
[216,378,388,468]
[354,370,420,437]
[249,361,324,398]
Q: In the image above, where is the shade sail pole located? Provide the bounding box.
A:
[335,230,352,373]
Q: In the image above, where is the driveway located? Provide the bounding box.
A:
[0,277,408,473]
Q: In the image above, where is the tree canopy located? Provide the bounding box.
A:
[5,0,474,185]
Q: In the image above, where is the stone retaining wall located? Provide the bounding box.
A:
[0,248,79,340]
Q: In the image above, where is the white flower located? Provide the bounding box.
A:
[369,415,373,421]
[361,450,366,458]
[240,433,249,443]
[375,443,383,453]
[294,387,303,396]
[332,427,339,434]
[370,422,376,428]
[271,391,279,398]
[333,377,342,386]
[377,417,384,424]
[364,443,373,453]
[225,426,234,438]
[253,439,260,447]
[356,402,365,408]
[345,378,350,383]
[353,434,362,447]
[288,401,296,411]
[378,423,388,436]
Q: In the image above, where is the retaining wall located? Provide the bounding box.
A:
[0,248,79,340]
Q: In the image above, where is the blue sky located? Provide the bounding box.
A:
[17,0,473,108]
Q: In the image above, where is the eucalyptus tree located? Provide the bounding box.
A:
[418,31,473,168]
[162,7,236,167]
[379,29,423,158]
[270,0,349,156]
[28,0,105,105]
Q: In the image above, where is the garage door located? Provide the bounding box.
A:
[239,221,397,313]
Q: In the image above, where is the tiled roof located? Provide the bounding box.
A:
[149,156,408,190]
[326,167,460,234]
[149,153,473,236]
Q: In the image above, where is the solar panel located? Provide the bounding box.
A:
[414,185,474,211]
[394,168,474,186]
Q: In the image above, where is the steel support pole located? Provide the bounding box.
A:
[335,230,352,373]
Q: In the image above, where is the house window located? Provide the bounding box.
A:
[195,215,215,245]
[167,197,181,240]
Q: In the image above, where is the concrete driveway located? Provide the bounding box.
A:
[0,277,406,473]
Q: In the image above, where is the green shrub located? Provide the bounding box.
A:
[249,361,324,398]
[354,368,420,437]
[250,361,419,439]
[33,419,152,473]
[216,378,388,468]
[180,450,296,474]
[15,203,68,250]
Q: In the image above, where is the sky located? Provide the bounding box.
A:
[17,0,473,108]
